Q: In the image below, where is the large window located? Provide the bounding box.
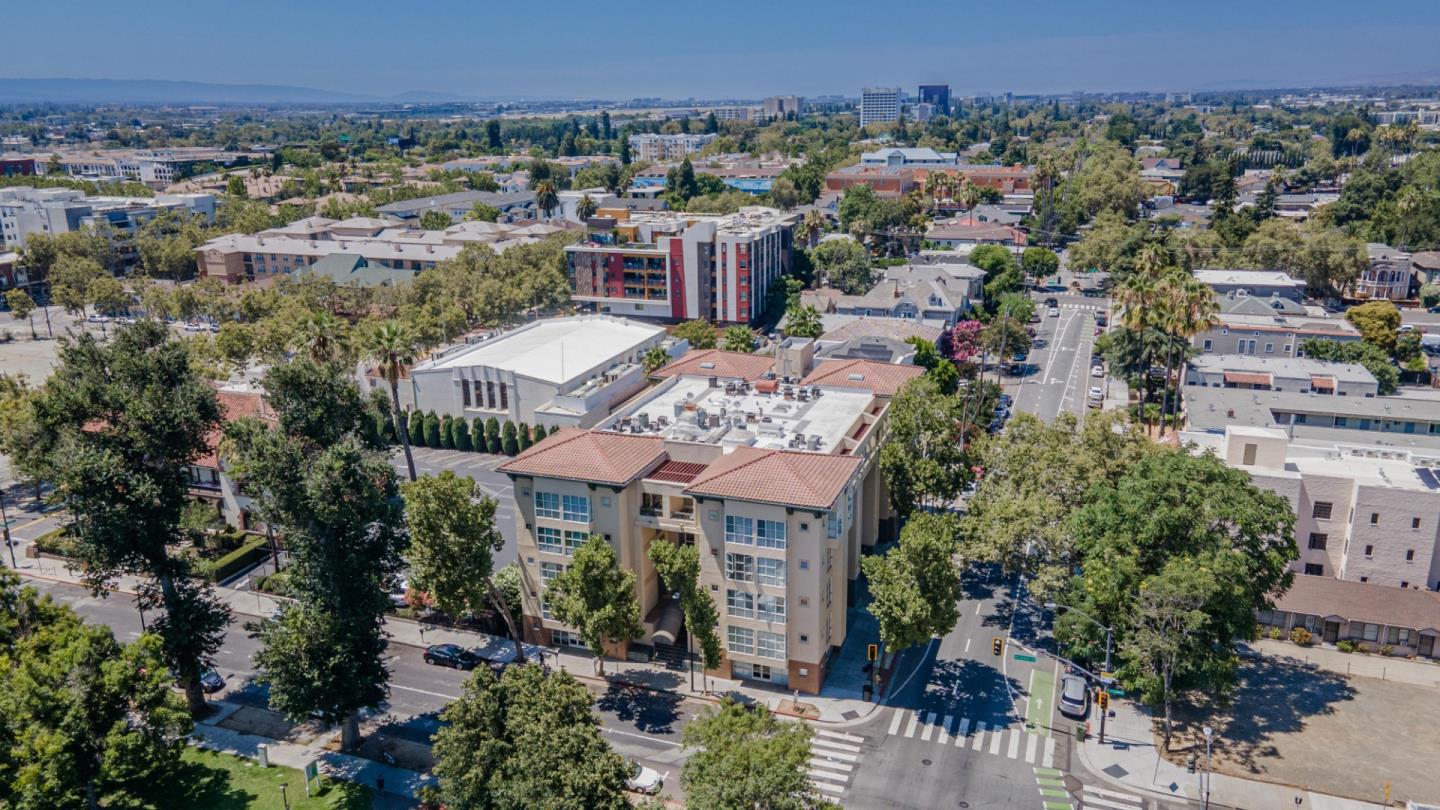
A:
[726,553,755,582]
[756,519,787,549]
[562,494,590,523]
[725,516,754,545]
[727,625,754,655]
[563,530,588,554]
[536,527,563,554]
[1308,533,1327,550]
[757,557,786,587]
[540,562,566,584]
[756,595,786,623]
[536,491,561,519]
[756,630,786,660]
[1312,501,1333,520]
[727,590,754,619]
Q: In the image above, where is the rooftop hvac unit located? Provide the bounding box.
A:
[808,435,822,451]
[673,401,686,418]
[695,408,708,425]
[638,412,651,430]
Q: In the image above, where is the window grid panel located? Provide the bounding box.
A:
[757,556,786,586]
[727,625,754,655]
[756,630,786,660]
[726,590,754,619]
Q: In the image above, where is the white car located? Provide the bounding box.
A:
[1091,365,1105,378]
[626,760,664,795]
[116,316,137,325]
[1048,306,1060,318]
[86,314,111,323]
[183,321,206,332]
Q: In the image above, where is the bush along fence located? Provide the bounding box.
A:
[389,410,562,456]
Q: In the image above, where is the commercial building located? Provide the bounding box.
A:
[823,165,917,197]
[628,133,719,163]
[762,96,803,119]
[30,147,263,188]
[860,148,959,169]
[925,216,1026,249]
[395,315,671,430]
[800,263,982,328]
[859,87,901,128]
[564,206,797,324]
[1183,355,1378,397]
[918,85,951,114]
[0,186,215,259]
[498,342,917,693]
[195,216,570,285]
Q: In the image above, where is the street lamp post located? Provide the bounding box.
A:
[1202,725,1214,810]
[1045,601,1115,742]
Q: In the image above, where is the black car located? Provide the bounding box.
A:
[199,668,226,694]
[424,643,480,670]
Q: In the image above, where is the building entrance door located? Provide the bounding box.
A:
[1323,620,1340,644]
[1420,633,1435,658]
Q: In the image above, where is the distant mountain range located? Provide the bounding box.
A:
[0,78,501,105]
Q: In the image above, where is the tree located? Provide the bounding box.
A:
[420,209,453,230]
[225,174,247,197]
[643,345,671,373]
[20,322,229,716]
[501,421,519,456]
[1345,300,1401,354]
[366,320,419,481]
[783,304,824,339]
[576,194,598,221]
[862,513,963,651]
[878,377,977,516]
[535,181,560,219]
[673,318,717,349]
[517,422,533,452]
[0,573,192,810]
[468,202,501,222]
[224,360,406,751]
[409,409,427,448]
[681,700,832,810]
[452,415,472,451]
[1421,282,1440,309]
[647,537,722,688]
[484,416,502,454]
[405,471,525,661]
[1122,564,1213,752]
[545,535,641,675]
[432,664,630,810]
[811,239,873,294]
[1020,246,1060,282]
[666,157,699,205]
[6,288,36,339]
[440,413,456,449]
[721,325,756,353]
[49,254,105,315]
[424,410,442,448]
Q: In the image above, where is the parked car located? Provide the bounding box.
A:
[626,760,664,794]
[1091,365,1105,378]
[85,314,111,323]
[1059,674,1090,719]
[183,321,206,332]
[1087,386,1104,408]
[423,644,480,670]
[1043,297,1059,308]
[199,668,226,693]
[115,316,137,326]
[1094,312,1107,327]
[387,574,409,607]
[997,394,1013,410]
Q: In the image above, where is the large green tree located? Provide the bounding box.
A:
[862,513,963,651]
[673,319,717,349]
[21,321,229,715]
[404,471,524,661]
[877,377,978,517]
[545,535,641,675]
[810,239,873,294]
[647,537,722,688]
[681,700,833,810]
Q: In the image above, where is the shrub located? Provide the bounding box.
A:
[254,570,291,597]
[423,411,441,447]
[1336,640,1356,653]
[517,422,532,452]
[484,417,501,454]
[452,416,471,451]
[472,417,487,452]
[1380,644,1395,656]
[1267,627,1283,640]
[194,536,269,583]
[408,410,426,447]
[440,414,455,449]
[501,421,519,456]
[1290,627,1313,646]
[33,528,77,557]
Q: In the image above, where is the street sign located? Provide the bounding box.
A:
[1100,671,1115,684]
[1106,688,1125,697]
[1013,653,1037,663]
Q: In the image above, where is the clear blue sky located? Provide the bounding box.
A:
[10,0,1440,99]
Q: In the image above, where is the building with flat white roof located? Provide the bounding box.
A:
[1194,269,1306,301]
[0,186,215,256]
[398,315,672,429]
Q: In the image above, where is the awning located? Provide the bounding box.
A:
[1224,371,1272,386]
[649,598,684,647]
[1310,375,1336,390]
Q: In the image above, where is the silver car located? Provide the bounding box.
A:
[1059,674,1090,719]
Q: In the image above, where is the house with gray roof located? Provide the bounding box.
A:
[376,190,540,224]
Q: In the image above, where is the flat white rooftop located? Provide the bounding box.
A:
[602,375,874,454]
[419,316,663,384]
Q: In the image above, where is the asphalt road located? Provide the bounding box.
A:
[1010,292,1109,424]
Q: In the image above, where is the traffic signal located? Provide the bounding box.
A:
[992,637,1003,656]
[1097,689,1109,711]
[866,643,878,662]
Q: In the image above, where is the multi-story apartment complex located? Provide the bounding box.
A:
[1191,310,1360,358]
[761,96,803,119]
[195,215,570,284]
[1184,355,1378,397]
[30,147,262,188]
[628,133,719,163]
[0,186,215,261]
[565,206,797,324]
[859,87,901,128]
[498,342,919,692]
[917,85,950,114]
[1183,386,1440,450]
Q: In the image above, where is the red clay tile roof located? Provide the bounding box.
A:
[497,427,666,485]
[645,460,708,485]
[195,388,275,469]
[653,349,775,382]
[1273,574,1440,633]
[801,359,923,397]
[684,447,861,510]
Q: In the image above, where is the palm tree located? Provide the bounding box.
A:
[576,194,598,221]
[368,320,419,482]
[1158,276,1217,436]
[957,179,981,211]
[535,180,560,220]
[798,209,827,247]
[292,310,348,364]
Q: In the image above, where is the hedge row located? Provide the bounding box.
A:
[395,412,561,456]
[195,535,270,583]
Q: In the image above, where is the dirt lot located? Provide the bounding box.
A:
[219,705,332,747]
[1162,658,1440,805]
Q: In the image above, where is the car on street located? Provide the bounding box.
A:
[1094,312,1107,327]
[626,760,664,794]
[1087,386,1104,408]
[199,668,226,693]
[1059,674,1090,719]
[116,316,137,325]
[423,643,480,670]
[1091,365,1105,378]
[85,314,111,323]
[1048,306,1060,318]
[1043,297,1058,308]
[183,321,206,332]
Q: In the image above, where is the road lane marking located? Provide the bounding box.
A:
[812,738,862,754]
[1007,729,1021,759]
[808,758,853,774]
[1025,732,1039,763]
[816,729,864,744]
[1043,736,1056,768]
[600,727,682,747]
[903,711,920,738]
[938,714,955,745]
[989,727,1004,755]
[1081,795,1143,810]
[387,683,458,700]
[971,721,986,750]
[964,637,971,654]
[956,718,971,742]
[811,748,859,763]
[919,713,937,742]
[887,707,905,736]
[812,781,845,795]
[975,601,983,615]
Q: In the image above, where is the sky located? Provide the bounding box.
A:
[9,0,1440,100]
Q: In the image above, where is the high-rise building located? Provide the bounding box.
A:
[762,96,803,119]
[918,84,950,114]
[859,87,901,128]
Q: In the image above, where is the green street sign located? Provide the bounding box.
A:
[1106,688,1125,697]
[1013,653,1037,663]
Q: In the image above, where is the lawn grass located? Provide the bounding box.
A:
[153,746,373,810]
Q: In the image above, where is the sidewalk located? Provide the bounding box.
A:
[1076,699,1387,809]
[1250,637,1440,688]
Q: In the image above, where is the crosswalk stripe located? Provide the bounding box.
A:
[812,780,845,795]
[919,712,937,742]
[806,767,849,784]
[1041,788,1070,799]
[1043,802,1074,810]
[938,714,955,745]
[1026,733,1040,764]
[956,717,971,743]
[903,711,921,738]
[1083,786,1144,803]
[812,737,862,754]
[1039,778,1066,788]
[1034,767,1063,778]
[808,757,852,774]
[1081,796,1143,810]
[816,729,865,744]
[810,747,859,763]
[971,721,986,751]
[1008,729,1022,759]
[989,728,1004,755]
[887,707,905,736]
[1043,737,1057,768]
